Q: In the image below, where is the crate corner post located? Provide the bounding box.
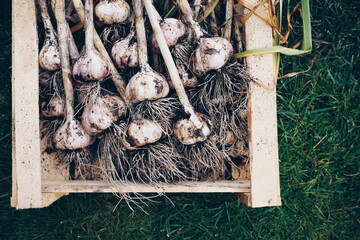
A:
[243,0,282,208]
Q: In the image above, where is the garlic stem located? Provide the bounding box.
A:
[39,0,57,44]
[51,0,80,61]
[72,0,127,102]
[143,0,202,128]
[132,0,148,69]
[176,0,203,41]
[223,0,233,41]
[193,0,201,19]
[209,0,218,37]
[55,0,74,120]
[84,0,95,53]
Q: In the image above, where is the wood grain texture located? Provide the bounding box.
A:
[12,0,43,209]
[42,180,251,193]
[245,1,281,207]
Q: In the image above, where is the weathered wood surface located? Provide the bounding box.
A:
[244,0,282,207]
[11,0,42,209]
[42,180,251,193]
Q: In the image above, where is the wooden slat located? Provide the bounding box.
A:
[245,1,281,207]
[12,0,42,209]
[42,180,251,193]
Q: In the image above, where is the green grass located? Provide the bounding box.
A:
[0,0,359,239]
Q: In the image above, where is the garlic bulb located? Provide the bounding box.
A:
[174,113,212,145]
[95,0,132,24]
[82,94,126,135]
[38,0,61,71]
[151,18,186,53]
[41,95,66,117]
[73,0,110,82]
[210,130,235,146]
[125,66,169,103]
[39,71,52,86]
[72,50,110,82]
[111,30,138,69]
[54,119,95,150]
[168,63,198,88]
[39,44,61,71]
[192,37,233,76]
[128,119,163,147]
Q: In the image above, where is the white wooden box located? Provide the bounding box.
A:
[11,0,281,209]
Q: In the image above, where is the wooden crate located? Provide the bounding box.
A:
[11,0,281,209]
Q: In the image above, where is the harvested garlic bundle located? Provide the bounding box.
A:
[38,0,61,71]
[81,94,126,135]
[125,0,169,104]
[151,18,186,53]
[72,0,110,82]
[41,95,66,118]
[111,29,138,69]
[127,119,163,147]
[95,0,132,25]
[143,0,211,143]
[53,0,94,150]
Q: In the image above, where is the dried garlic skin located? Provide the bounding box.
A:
[72,50,110,82]
[210,130,236,146]
[125,67,169,103]
[41,95,66,118]
[192,37,233,76]
[128,119,163,147]
[95,0,132,24]
[82,94,126,135]
[54,119,95,150]
[111,32,138,69]
[174,113,212,145]
[39,44,61,71]
[151,18,186,53]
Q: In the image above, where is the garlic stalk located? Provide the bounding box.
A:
[125,0,169,103]
[53,0,94,150]
[72,0,128,102]
[72,0,110,82]
[143,0,211,143]
[222,0,233,41]
[38,0,61,71]
[51,0,80,63]
[95,0,132,25]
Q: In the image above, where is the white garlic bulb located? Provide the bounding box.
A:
[39,43,61,71]
[125,66,169,103]
[81,94,126,135]
[54,119,95,150]
[174,113,212,145]
[72,50,110,82]
[95,0,132,25]
[151,18,186,53]
[41,95,66,118]
[111,31,138,69]
[192,37,233,76]
[128,119,163,147]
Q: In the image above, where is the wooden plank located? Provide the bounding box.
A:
[244,1,281,207]
[42,180,251,193]
[12,0,43,209]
